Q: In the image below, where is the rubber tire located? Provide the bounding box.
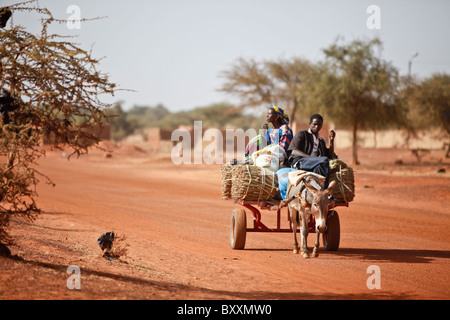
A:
[323,210,340,251]
[230,208,247,250]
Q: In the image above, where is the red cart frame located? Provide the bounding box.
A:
[229,198,348,250]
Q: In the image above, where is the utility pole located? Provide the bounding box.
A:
[408,51,419,77]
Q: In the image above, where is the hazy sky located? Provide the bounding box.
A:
[5,0,450,112]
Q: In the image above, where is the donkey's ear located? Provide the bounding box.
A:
[304,181,317,193]
[304,176,321,193]
[325,180,338,195]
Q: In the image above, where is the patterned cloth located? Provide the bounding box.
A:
[267,125,293,153]
[272,106,289,125]
[243,106,292,162]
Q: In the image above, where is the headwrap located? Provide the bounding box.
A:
[272,106,289,125]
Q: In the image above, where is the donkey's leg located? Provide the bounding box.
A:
[312,232,320,257]
[290,208,299,254]
[300,209,310,259]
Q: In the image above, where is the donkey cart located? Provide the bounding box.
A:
[229,198,347,251]
[223,161,354,252]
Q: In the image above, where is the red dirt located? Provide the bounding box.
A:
[0,145,449,300]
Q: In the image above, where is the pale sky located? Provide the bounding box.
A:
[5,0,450,112]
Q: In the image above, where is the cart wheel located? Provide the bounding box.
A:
[323,210,340,251]
[230,208,246,250]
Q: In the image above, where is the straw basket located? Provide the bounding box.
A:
[230,164,279,201]
[221,164,233,199]
[329,159,355,203]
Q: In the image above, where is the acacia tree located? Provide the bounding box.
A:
[0,1,116,249]
[407,73,450,155]
[219,57,313,125]
[308,38,406,165]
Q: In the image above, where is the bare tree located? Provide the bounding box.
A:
[219,57,313,125]
[265,58,313,125]
[0,1,117,248]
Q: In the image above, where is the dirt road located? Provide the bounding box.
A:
[1,146,449,300]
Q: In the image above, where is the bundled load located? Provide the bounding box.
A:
[222,143,284,201]
[221,164,233,199]
[227,164,279,201]
[329,159,355,204]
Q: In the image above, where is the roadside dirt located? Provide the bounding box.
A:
[1,145,449,300]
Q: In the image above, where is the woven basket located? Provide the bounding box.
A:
[221,164,233,199]
[230,164,279,201]
[329,159,355,203]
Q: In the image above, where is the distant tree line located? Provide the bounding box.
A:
[219,37,450,165]
[108,37,449,165]
[107,102,262,141]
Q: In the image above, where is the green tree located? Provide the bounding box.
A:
[309,38,406,165]
[406,73,450,155]
[106,102,132,141]
[155,102,258,130]
[126,104,170,131]
[189,102,256,129]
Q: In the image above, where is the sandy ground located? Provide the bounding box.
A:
[0,143,449,300]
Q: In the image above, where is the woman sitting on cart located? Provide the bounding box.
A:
[243,106,293,164]
[287,113,336,188]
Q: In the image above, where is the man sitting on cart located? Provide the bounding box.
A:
[287,113,336,188]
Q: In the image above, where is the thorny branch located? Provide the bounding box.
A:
[0,1,117,245]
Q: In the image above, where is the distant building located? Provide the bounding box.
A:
[42,123,111,146]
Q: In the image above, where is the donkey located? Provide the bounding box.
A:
[284,173,337,258]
